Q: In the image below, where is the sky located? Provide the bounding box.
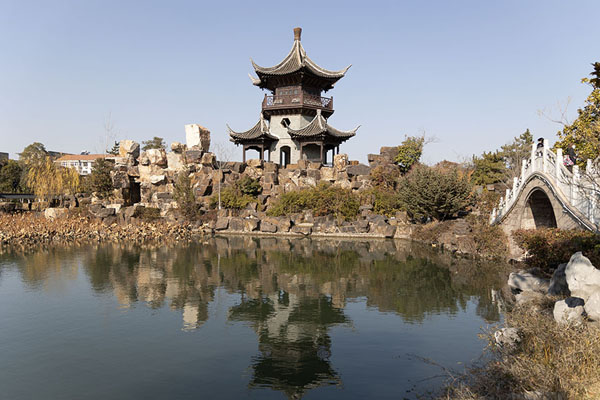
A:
[1,0,599,164]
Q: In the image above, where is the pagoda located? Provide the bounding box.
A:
[228,27,359,166]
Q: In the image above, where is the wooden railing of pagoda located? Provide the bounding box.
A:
[262,93,333,111]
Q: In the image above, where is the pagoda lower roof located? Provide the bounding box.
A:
[228,116,277,143]
[250,28,350,90]
[287,110,359,140]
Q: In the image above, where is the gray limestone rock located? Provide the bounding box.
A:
[584,290,600,321]
[260,221,277,233]
[244,218,260,232]
[214,217,229,231]
[44,208,68,220]
[507,271,550,294]
[548,263,570,296]
[553,297,585,325]
[229,217,244,231]
[146,149,167,167]
[119,140,140,158]
[565,252,600,301]
[494,327,520,348]
[346,164,371,177]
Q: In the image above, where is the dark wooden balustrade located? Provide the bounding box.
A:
[262,93,333,111]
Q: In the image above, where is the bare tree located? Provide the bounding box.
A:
[211,141,235,210]
[96,112,119,154]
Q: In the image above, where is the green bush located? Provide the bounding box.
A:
[238,176,262,196]
[267,183,360,220]
[0,159,24,193]
[395,135,424,174]
[398,164,473,222]
[173,172,200,219]
[210,187,255,210]
[513,228,600,271]
[360,188,403,217]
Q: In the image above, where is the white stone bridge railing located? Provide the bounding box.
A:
[489,139,600,229]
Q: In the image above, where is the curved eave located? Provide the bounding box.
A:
[251,40,350,80]
[227,121,277,143]
[287,113,359,140]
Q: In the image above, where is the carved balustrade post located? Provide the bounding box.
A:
[531,143,537,172]
[521,159,527,180]
[543,139,549,173]
[556,148,563,180]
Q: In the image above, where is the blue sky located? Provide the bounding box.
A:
[1,0,598,164]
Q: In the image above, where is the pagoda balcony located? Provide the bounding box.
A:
[262,93,333,115]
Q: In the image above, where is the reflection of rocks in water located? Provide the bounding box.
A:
[1,235,506,331]
[230,293,346,399]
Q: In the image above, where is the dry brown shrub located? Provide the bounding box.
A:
[441,302,600,399]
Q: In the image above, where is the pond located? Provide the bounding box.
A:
[0,237,505,399]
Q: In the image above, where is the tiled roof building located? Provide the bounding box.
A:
[228,27,358,165]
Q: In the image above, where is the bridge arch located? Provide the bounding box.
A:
[522,188,557,229]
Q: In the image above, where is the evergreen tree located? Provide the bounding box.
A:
[87,158,114,198]
[471,151,506,185]
[499,129,533,181]
[108,141,120,155]
[142,136,166,151]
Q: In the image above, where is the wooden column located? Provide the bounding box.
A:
[300,143,304,160]
[320,143,324,164]
[243,146,247,163]
[260,146,264,161]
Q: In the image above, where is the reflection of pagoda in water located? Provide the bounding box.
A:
[229,291,347,399]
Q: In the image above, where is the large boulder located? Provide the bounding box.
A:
[214,217,229,231]
[119,140,140,158]
[260,221,277,233]
[201,152,216,167]
[565,252,600,301]
[548,263,570,296]
[185,124,211,151]
[369,220,396,238]
[553,297,585,324]
[150,175,166,185]
[346,163,371,177]
[333,154,348,171]
[146,149,167,167]
[507,271,550,294]
[44,208,68,220]
[171,142,186,153]
[584,290,600,321]
[167,152,185,171]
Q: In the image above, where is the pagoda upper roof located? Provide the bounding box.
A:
[250,28,351,91]
[228,114,277,143]
[287,110,359,140]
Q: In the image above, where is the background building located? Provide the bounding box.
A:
[55,154,110,175]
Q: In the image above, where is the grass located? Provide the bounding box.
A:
[440,298,600,399]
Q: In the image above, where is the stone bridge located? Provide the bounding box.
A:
[490,139,600,237]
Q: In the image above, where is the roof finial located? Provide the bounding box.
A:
[293,27,302,41]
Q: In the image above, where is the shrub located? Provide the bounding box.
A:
[442,304,600,399]
[238,176,262,196]
[369,165,400,190]
[513,228,600,271]
[0,159,24,193]
[209,176,261,210]
[209,187,255,210]
[267,183,360,220]
[360,188,403,217]
[398,164,473,222]
[173,171,199,219]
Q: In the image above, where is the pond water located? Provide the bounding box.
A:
[0,237,505,399]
